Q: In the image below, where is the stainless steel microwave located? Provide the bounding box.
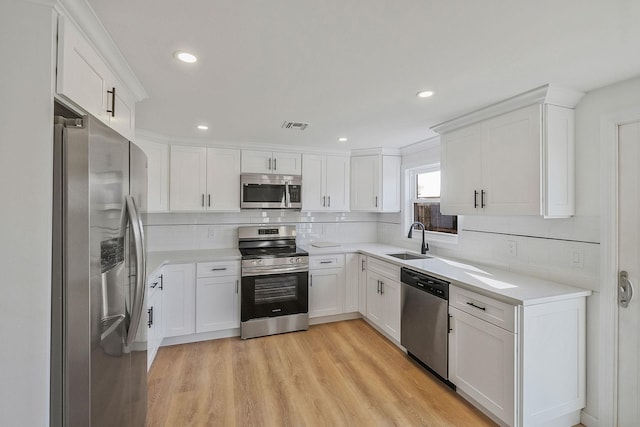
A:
[240,174,302,209]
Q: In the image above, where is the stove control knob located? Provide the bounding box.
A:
[255,259,263,265]
[296,258,301,263]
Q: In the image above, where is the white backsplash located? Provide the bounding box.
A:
[144,210,378,251]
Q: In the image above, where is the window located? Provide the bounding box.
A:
[408,166,457,235]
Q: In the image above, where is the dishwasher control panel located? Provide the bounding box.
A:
[400,268,449,300]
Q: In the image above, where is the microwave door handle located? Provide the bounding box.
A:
[285,180,290,207]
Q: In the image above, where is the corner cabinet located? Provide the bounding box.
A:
[302,154,349,211]
[241,150,301,175]
[56,16,137,140]
[434,85,584,218]
[350,154,401,212]
[448,285,587,427]
[162,263,196,338]
[169,146,241,211]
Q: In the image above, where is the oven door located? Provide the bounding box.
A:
[241,271,308,321]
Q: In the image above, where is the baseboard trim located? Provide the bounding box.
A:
[580,410,598,427]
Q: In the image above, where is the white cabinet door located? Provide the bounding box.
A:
[272,151,301,174]
[195,276,239,333]
[351,155,379,211]
[301,154,325,211]
[358,255,367,315]
[241,150,272,173]
[206,148,241,211]
[440,123,483,215]
[135,139,169,212]
[449,306,515,426]
[162,263,196,338]
[309,267,345,318]
[147,288,163,369]
[107,75,136,140]
[169,146,207,211]
[344,253,359,313]
[325,155,349,211]
[380,156,401,212]
[482,105,541,215]
[56,16,111,124]
[366,271,384,327]
[381,278,401,341]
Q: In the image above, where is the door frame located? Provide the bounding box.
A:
[600,107,640,427]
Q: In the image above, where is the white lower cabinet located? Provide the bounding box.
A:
[344,253,360,313]
[358,255,367,315]
[365,258,401,342]
[195,261,240,333]
[147,269,164,369]
[448,285,586,427]
[162,263,196,338]
[449,306,515,425]
[309,255,345,318]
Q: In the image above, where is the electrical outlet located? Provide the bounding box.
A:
[507,240,517,256]
[571,249,584,268]
[208,226,216,238]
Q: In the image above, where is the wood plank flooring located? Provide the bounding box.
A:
[147,319,498,426]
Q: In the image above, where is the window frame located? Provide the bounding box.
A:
[404,164,459,246]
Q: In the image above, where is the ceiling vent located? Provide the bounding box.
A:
[281,121,309,131]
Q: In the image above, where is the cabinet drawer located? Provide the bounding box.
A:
[197,261,239,278]
[367,257,400,282]
[449,285,516,333]
[309,254,345,269]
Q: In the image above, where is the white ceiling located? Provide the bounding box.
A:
[88,0,640,150]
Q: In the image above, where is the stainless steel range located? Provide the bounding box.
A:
[239,225,309,339]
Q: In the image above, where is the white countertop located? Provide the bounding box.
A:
[301,243,592,306]
[146,248,241,276]
[146,243,591,306]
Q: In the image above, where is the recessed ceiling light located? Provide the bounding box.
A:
[197,125,208,130]
[416,90,434,98]
[338,137,348,142]
[175,51,198,63]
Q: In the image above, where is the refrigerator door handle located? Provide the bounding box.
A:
[125,195,146,347]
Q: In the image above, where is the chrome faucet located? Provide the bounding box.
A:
[407,222,429,254]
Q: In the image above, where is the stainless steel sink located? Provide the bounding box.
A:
[387,252,431,260]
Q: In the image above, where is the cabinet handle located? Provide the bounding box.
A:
[380,281,384,295]
[159,274,163,290]
[208,194,211,207]
[377,280,380,294]
[448,314,452,333]
[361,260,365,271]
[319,260,332,264]
[481,190,486,208]
[147,306,153,328]
[201,194,205,207]
[107,87,116,117]
[150,281,158,289]
[236,279,239,294]
[274,158,277,170]
[375,196,378,207]
[310,274,313,287]
[474,190,478,208]
[466,301,486,311]
[210,267,227,271]
[323,196,326,207]
[327,196,331,207]
[268,158,272,170]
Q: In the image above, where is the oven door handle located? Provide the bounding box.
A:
[242,266,308,276]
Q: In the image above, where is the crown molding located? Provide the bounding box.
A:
[350,147,401,157]
[400,135,440,156]
[431,84,585,135]
[56,0,148,101]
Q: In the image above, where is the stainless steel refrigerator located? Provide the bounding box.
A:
[51,112,148,427]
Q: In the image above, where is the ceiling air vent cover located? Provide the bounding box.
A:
[281,121,309,131]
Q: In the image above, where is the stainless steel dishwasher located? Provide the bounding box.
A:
[400,267,452,387]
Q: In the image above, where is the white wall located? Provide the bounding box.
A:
[379,75,640,425]
[0,0,55,425]
[146,211,379,252]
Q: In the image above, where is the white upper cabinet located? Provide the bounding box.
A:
[241,150,301,174]
[170,146,241,211]
[56,16,137,140]
[350,154,400,212]
[434,84,584,218]
[302,154,349,211]
[135,139,169,212]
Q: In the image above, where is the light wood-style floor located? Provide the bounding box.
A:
[147,319,498,426]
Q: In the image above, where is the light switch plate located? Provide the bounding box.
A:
[571,249,584,268]
[507,240,517,256]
